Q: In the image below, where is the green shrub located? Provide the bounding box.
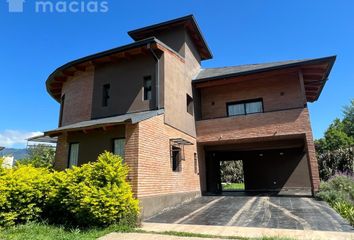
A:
[0,152,139,228]
[317,174,354,226]
[45,152,139,227]
[332,201,354,226]
[317,174,354,204]
[0,165,53,227]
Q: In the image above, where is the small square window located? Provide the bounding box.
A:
[187,94,194,115]
[171,146,182,172]
[143,76,152,101]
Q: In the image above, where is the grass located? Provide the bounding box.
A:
[0,223,294,240]
[222,183,245,191]
[0,222,133,240]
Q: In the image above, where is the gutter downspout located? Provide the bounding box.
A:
[147,43,160,110]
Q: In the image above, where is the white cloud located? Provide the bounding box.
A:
[0,130,43,148]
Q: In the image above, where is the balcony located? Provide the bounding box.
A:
[196,108,312,144]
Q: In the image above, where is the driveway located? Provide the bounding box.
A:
[146,196,353,232]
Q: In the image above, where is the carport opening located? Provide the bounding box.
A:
[220,160,245,192]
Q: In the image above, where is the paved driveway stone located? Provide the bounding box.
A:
[146,196,353,232]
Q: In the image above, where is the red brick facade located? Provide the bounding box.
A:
[47,16,332,218]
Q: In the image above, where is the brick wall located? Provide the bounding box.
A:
[196,107,320,192]
[125,123,140,196]
[135,114,200,198]
[53,134,68,170]
[200,73,303,119]
[61,67,94,126]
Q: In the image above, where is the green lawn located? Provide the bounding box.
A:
[222,183,245,191]
[0,222,133,240]
[0,223,294,240]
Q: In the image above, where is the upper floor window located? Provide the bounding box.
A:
[102,84,110,107]
[227,98,263,117]
[186,94,194,115]
[59,95,65,127]
[143,76,152,101]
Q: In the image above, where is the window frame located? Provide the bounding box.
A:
[102,84,111,107]
[143,76,152,101]
[226,98,264,117]
[112,138,125,159]
[59,94,65,127]
[194,152,198,174]
[171,145,182,172]
[67,142,79,168]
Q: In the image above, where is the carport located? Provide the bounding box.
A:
[203,136,313,196]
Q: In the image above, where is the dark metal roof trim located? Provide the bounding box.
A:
[27,135,58,144]
[193,56,336,83]
[170,138,194,146]
[44,109,164,135]
[128,15,213,60]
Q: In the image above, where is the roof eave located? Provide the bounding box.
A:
[193,56,337,83]
[312,56,336,102]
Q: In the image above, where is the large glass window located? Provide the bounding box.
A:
[227,99,263,117]
[68,143,79,168]
[113,138,125,159]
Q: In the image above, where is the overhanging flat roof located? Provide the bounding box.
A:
[128,15,212,60]
[45,109,164,136]
[193,56,336,102]
[27,135,58,144]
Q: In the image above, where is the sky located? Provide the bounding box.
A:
[0,0,353,148]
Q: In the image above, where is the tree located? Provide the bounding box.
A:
[322,118,354,152]
[220,161,244,183]
[342,99,354,138]
[19,145,55,168]
[315,99,354,180]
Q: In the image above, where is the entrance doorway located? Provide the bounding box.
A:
[220,160,245,191]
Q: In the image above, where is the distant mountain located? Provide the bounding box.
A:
[0,148,28,160]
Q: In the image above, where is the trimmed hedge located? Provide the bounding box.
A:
[0,152,139,228]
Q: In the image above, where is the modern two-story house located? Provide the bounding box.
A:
[41,15,335,218]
